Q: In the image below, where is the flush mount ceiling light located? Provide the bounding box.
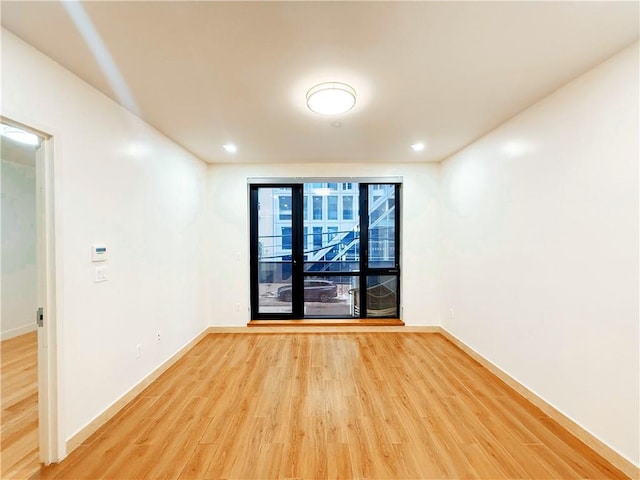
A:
[0,124,40,146]
[411,142,426,152]
[306,82,356,115]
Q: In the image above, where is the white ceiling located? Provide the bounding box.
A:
[1,1,638,164]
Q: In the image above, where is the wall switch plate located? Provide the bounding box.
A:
[448,308,455,319]
[156,331,161,343]
[136,344,142,358]
[95,266,108,282]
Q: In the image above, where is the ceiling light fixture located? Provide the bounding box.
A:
[411,142,425,152]
[0,124,40,146]
[222,143,237,153]
[306,82,356,115]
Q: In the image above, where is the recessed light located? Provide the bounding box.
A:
[307,82,356,115]
[502,141,528,157]
[223,143,237,153]
[124,142,150,157]
[411,142,425,152]
[0,124,40,146]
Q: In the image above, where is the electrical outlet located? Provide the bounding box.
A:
[136,344,142,358]
[156,331,161,343]
[235,303,240,312]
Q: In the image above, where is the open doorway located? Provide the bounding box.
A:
[1,120,57,476]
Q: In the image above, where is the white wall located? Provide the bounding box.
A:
[1,30,209,448]
[440,43,639,465]
[206,163,441,326]
[1,157,37,340]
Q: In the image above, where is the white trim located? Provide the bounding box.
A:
[0,324,37,341]
[1,114,63,463]
[57,326,634,477]
[36,135,60,464]
[439,327,639,479]
[65,327,210,454]
[247,176,403,185]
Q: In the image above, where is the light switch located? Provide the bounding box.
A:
[95,266,108,283]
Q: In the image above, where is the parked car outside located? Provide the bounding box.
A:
[277,279,338,303]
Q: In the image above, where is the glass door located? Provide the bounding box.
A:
[250,185,303,319]
[360,184,400,318]
[250,181,401,320]
[302,183,360,318]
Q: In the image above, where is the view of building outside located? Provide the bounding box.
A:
[256,183,396,316]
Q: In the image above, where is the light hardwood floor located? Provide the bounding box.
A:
[23,332,631,479]
[1,332,39,480]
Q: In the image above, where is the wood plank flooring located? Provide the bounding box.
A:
[1,332,39,480]
[27,333,630,479]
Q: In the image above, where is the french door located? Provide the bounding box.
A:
[250,182,400,320]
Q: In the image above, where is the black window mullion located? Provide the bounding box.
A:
[359,184,368,319]
[394,183,401,316]
[291,185,304,318]
[249,187,260,318]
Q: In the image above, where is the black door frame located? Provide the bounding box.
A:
[249,184,304,319]
[250,181,401,320]
[359,183,401,318]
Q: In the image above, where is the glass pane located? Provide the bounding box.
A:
[368,184,396,269]
[304,227,360,273]
[303,183,360,274]
[278,195,291,220]
[257,187,292,314]
[303,275,359,317]
[312,196,322,220]
[365,275,398,317]
[343,196,353,220]
[327,196,338,220]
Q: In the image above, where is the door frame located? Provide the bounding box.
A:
[249,184,304,319]
[359,183,402,318]
[248,178,402,320]
[3,116,61,464]
[36,133,60,464]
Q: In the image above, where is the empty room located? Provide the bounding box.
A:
[0,1,638,479]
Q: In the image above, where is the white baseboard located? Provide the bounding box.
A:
[438,327,639,480]
[65,327,210,454]
[64,325,435,454]
[1,323,37,341]
[63,325,637,479]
